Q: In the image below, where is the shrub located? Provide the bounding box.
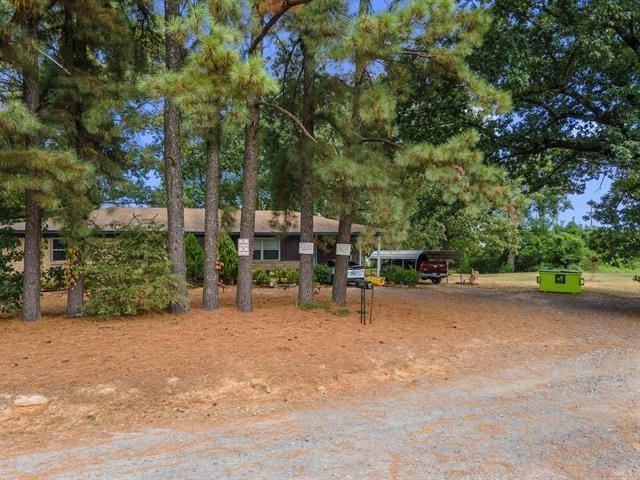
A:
[540,231,590,270]
[218,232,238,284]
[82,221,180,316]
[313,264,332,284]
[389,267,420,286]
[498,262,515,274]
[254,270,271,286]
[271,268,284,284]
[42,266,66,291]
[0,229,22,317]
[185,233,204,283]
[285,268,299,285]
[252,269,264,281]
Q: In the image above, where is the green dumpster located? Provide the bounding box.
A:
[537,270,584,294]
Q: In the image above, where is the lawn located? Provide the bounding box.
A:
[469,271,640,297]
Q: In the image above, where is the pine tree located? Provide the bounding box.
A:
[0,1,87,320]
[164,0,189,313]
[45,0,156,317]
[235,0,314,313]
[145,0,275,310]
[314,0,510,305]
[297,37,316,306]
[0,101,92,321]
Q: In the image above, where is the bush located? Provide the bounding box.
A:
[82,221,180,316]
[285,268,299,285]
[254,270,271,286]
[498,262,515,274]
[313,264,332,284]
[389,267,420,286]
[252,269,264,281]
[218,232,238,284]
[185,233,204,284]
[597,258,640,273]
[0,228,23,317]
[42,266,66,291]
[540,231,590,270]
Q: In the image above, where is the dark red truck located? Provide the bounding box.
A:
[416,251,459,284]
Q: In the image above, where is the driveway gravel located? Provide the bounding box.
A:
[3,344,639,479]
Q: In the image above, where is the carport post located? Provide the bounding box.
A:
[376,232,381,277]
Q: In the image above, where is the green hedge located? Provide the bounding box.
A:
[387,267,420,286]
[82,221,180,316]
[0,229,22,317]
[313,264,332,284]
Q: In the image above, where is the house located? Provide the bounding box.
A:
[7,208,367,272]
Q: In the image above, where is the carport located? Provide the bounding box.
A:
[368,250,460,276]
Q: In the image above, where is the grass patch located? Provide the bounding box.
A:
[299,300,351,317]
[299,300,332,312]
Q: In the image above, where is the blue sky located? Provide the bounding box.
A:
[560,176,611,225]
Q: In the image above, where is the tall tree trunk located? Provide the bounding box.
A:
[203,132,221,310]
[63,9,89,318]
[332,0,368,307]
[21,10,41,322]
[236,23,263,313]
[507,247,516,271]
[236,94,261,312]
[298,38,316,307]
[164,0,189,313]
[22,191,41,321]
[331,199,353,307]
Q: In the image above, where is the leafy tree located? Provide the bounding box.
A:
[541,229,590,270]
[470,0,640,225]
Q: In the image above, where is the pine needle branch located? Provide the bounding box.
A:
[260,101,318,143]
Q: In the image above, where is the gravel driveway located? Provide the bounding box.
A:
[3,343,639,479]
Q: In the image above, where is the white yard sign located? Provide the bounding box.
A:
[238,238,251,257]
[298,242,314,255]
[336,243,352,256]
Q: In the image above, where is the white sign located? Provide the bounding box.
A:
[336,243,352,256]
[238,238,251,257]
[298,242,314,255]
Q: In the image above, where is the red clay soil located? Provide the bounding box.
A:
[1,284,638,457]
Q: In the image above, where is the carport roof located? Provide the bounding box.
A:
[369,250,460,261]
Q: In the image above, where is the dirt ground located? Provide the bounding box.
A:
[1,280,639,471]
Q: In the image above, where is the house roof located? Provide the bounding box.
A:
[8,208,367,236]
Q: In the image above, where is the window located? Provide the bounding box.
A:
[253,238,280,261]
[51,239,66,262]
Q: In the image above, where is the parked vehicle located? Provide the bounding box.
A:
[368,250,458,285]
[326,260,365,286]
[418,258,448,284]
